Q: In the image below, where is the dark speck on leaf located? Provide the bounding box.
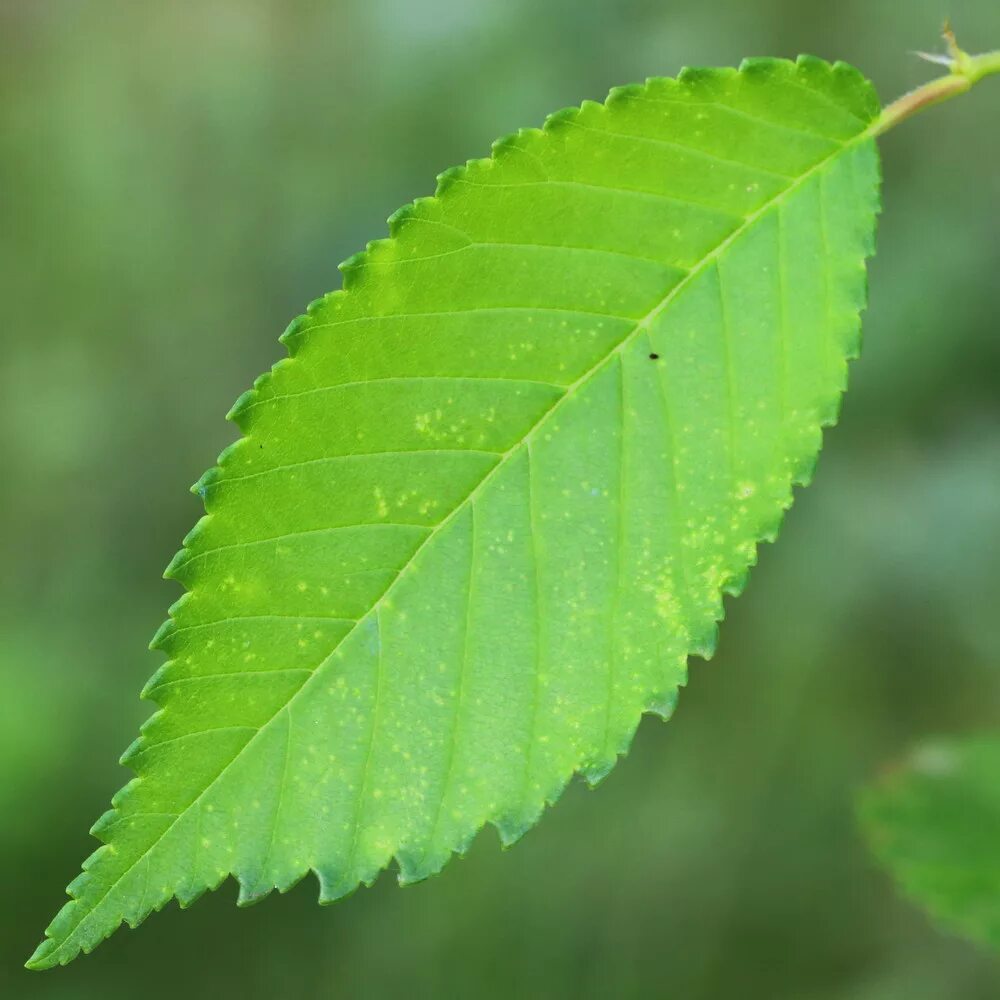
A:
[648,352,660,360]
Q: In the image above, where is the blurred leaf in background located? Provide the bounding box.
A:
[3,1,1000,997]
[860,735,1000,954]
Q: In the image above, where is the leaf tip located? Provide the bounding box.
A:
[25,939,57,972]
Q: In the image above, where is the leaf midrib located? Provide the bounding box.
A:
[48,125,870,963]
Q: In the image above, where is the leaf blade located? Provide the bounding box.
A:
[29,57,881,969]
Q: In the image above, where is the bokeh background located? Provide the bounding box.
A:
[3,1,1000,996]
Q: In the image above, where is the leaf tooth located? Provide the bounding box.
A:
[795,53,831,75]
[542,105,580,132]
[575,99,613,130]
[396,822,483,887]
[223,362,289,424]
[689,620,720,661]
[123,743,163,778]
[831,59,867,83]
[314,865,363,904]
[161,549,189,583]
[89,809,119,840]
[189,466,219,501]
[137,707,167,737]
[170,872,221,910]
[338,250,366,271]
[176,882,211,909]
[738,56,794,79]
[215,436,252,471]
[314,844,394,903]
[756,509,786,546]
[278,312,309,344]
[490,128,522,155]
[832,61,882,119]
[148,617,176,651]
[235,848,308,906]
[722,563,753,598]
[164,557,201,593]
[304,291,332,316]
[678,64,734,87]
[385,199,421,235]
[365,235,393,258]
[579,757,616,788]
[166,590,194,620]
[225,388,258,425]
[189,481,210,505]
[109,777,143,811]
[791,446,822,488]
[119,736,145,768]
[817,388,846,428]
[257,361,285,389]
[277,294,345,356]
[181,514,212,551]
[273,866,312,897]
[79,842,113,875]
[67,871,93,897]
[206,869,231,895]
[235,879,275,908]
[337,249,368,290]
[644,73,679,95]
[123,885,170,931]
[492,812,539,850]
[646,689,680,722]
[606,82,643,105]
[140,661,172,700]
[434,163,466,197]
[843,323,864,361]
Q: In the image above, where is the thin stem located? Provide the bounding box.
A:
[867,40,1000,138]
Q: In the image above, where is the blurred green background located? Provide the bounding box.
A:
[3,1,999,996]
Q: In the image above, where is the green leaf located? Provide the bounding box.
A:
[29,56,881,968]
[860,734,1000,951]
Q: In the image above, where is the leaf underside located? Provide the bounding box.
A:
[860,735,1000,953]
[30,56,881,968]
